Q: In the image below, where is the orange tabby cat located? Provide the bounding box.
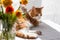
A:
[26,6,43,26]
[29,6,43,17]
[16,7,42,39]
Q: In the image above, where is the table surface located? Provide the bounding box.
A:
[0,20,60,40]
[15,37,41,40]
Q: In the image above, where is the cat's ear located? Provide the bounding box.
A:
[29,6,36,12]
[32,6,35,8]
[28,6,35,12]
[40,7,44,9]
[40,7,43,16]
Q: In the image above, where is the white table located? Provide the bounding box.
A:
[15,37,41,40]
[0,20,60,40]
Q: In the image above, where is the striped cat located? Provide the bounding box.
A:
[16,6,42,39]
[26,6,43,26]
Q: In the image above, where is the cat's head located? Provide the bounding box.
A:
[35,7,43,14]
[29,6,43,17]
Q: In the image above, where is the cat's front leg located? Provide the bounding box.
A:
[29,30,42,35]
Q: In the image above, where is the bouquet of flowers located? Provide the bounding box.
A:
[0,5,17,40]
[0,0,28,40]
[0,0,17,40]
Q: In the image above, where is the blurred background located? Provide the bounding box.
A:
[42,0,60,25]
[12,0,60,25]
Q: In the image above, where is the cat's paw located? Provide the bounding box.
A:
[36,31,42,35]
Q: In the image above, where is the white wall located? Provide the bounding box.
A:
[12,0,42,11]
[42,0,60,25]
[12,0,60,25]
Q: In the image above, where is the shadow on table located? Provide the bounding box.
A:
[30,22,60,40]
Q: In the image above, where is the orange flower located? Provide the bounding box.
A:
[20,0,28,5]
[16,10,22,18]
[3,0,12,7]
[6,5,14,13]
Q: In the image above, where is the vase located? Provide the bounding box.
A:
[0,20,2,40]
[1,20,16,40]
[2,31,15,40]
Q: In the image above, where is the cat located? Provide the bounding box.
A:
[16,6,42,39]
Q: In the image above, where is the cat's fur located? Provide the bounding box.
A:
[29,6,43,17]
[16,6,43,39]
[26,6,43,26]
